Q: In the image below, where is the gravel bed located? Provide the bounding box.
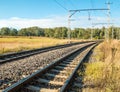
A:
[0,43,91,90]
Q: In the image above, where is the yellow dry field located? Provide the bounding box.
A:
[82,40,120,92]
[99,40,120,65]
[0,36,81,54]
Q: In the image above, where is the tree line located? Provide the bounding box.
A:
[0,26,120,39]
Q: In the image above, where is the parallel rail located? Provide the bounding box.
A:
[0,41,94,64]
[3,41,99,92]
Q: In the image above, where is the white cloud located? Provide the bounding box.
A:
[0,16,68,29]
[0,16,119,29]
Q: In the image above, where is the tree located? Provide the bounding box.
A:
[77,28,84,39]
[44,28,54,37]
[10,28,18,36]
[18,28,28,36]
[0,27,10,36]
[61,27,68,38]
[18,27,45,36]
[54,27,60,38]
[82,28,90,39]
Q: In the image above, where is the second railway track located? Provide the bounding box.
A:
[0,41,93,64]
[3,41,99,92]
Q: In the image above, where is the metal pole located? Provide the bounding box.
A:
[106,1,111,41]
[91,28,92,40]
[112,27,114,39]
[91,25,94,40]
[118,29,120,40]
[105,27,107,39]
[68,11,71,43]
[107,7,110,41]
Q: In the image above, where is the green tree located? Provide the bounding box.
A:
[18,28,28,36]
[10,28,18,36]
[54,27,60,38]
[61,27,68,38]
[0,27,10,36]
[44,28,54,37]
[18,27,44,36]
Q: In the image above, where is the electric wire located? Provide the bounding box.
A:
[69,0,77,9]
[54,0,68,11]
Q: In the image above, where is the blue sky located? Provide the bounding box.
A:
[0,0,120,28]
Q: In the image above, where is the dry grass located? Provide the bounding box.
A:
[82,40,120,92]
[0,36,82,54]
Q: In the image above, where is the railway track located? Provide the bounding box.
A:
[0,41,93,64]
[60,44,97,92]
[3,41,99,92]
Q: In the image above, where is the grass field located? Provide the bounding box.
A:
[0,36,82,54]
[82,40,120,92]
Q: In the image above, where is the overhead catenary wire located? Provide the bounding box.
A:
[69,0,77,9]
[54,0,68,11]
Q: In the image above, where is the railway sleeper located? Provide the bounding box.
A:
[36,78,64,86]
[59,63,76,67]
[25,85,59,92]
[33,81,62,89]
[27,80,60,89]
[45,73,68,79]
[49,69,73,76]
[62,61,71,64]
[65,59,74,61]
[55,66,75,70]
[50,68,70,78]
[50,69,68,74]
[63,60,73,62]
[40,75,67,82]
[53,69,73,76]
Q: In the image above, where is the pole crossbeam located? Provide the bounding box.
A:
[92,23,113,26]
[69,8,109,18]
[69,8,109,12]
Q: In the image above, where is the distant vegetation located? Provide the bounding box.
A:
[0,26,120,39]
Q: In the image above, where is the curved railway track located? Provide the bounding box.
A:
[0,41,93,64]
[3,41,99,92]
